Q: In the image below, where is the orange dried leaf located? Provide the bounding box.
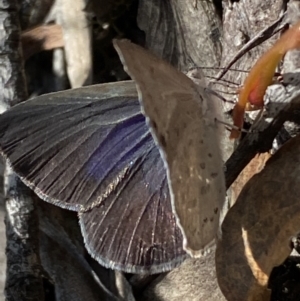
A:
[230,21,300,139]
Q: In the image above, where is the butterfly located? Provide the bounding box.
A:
[0,81,186,274]
[0,39,225,272]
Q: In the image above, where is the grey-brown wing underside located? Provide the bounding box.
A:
[114,39,225,257]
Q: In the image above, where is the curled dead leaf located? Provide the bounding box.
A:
[21,24,64,60]
[216,135,300,301]
[231,152,271,206]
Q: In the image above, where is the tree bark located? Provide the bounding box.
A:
[0,0,45,300]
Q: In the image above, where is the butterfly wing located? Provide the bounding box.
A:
[114,40,225,257]
[0,81,186,273]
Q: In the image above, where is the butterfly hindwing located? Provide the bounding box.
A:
[80,144,185,273]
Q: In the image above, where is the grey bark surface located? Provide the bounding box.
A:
[220,0,284,88]
[0,166,5,301]
[142,248,225,301]
[138,0,222,75]
[0,1,45,300]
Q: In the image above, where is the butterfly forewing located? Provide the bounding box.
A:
[0,81,186,273]
[114,40,226,257]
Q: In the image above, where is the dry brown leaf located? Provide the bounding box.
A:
[216,135,300,301]
[21,24,64,60]
[230,152,272,206]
